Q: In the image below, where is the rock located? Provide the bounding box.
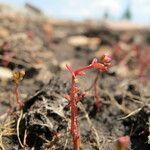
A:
[0,67,12,80]
[67,35,100,48]
[68,35,89,46]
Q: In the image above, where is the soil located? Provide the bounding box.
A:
[0,4,150,150]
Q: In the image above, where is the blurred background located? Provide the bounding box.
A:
[0,0,150,25]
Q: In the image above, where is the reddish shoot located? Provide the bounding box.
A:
[65,55,111,150]
[12,70,25,108]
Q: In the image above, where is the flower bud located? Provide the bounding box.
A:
[101,54,112,64]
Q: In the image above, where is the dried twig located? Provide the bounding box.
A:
[16,110,24,148]
[118,107,143,120]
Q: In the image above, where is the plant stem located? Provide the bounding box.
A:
[74,65,93,76]
[93,73,101,110]
[70,76,80,150]
[14,83,24,108]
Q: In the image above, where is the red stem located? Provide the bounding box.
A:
[74,65,93,76]
[14,83,24,108]
[70,76,80,150]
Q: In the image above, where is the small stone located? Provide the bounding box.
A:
[68,36,101,49]
[0,67,12,80]
[67,35,89,46]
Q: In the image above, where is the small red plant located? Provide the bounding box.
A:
[12,70,25,108]
[65,54,111,150]
[116,136,130,150]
